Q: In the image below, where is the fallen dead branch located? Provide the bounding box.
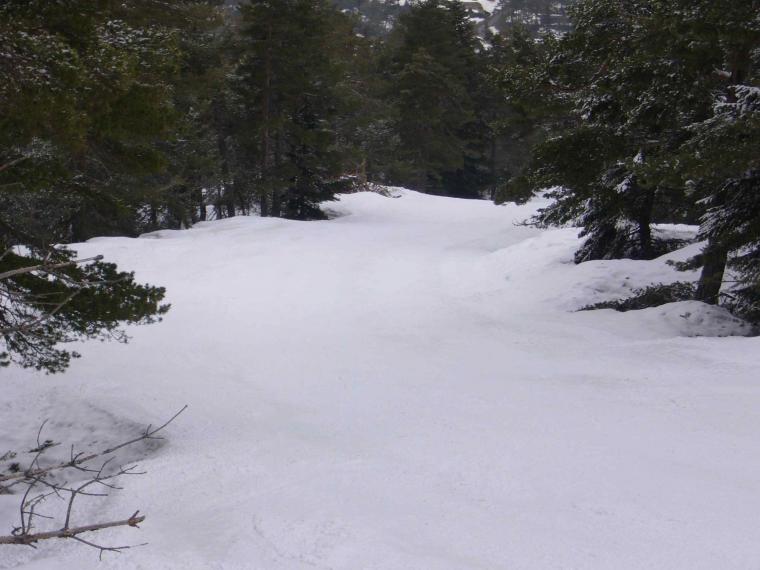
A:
[0,406,187,558]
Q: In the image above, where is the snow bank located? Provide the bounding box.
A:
[626,301,754,337]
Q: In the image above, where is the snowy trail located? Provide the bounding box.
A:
[2,190,759,569]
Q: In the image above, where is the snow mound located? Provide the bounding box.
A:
[618,300,755,338]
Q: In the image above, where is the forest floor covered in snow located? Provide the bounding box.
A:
[1,189,759,569]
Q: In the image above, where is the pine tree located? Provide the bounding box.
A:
[672,0,760,319]
[0,251,169,373]
[530,0,723,262]
[141,2,229,230]
[330,31,400,188]
[232,0,352,220]
[0,0,224,241]
[384,0,490,198]
[484,26,564,202]
[0,1,227,371]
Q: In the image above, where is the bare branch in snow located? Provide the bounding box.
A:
[0,406,187,558]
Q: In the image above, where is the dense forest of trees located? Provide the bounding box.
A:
[1,0,758,375]
[0,0,582,235]
[3,0,541,233]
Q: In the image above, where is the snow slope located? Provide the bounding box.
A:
[2,190,759,569]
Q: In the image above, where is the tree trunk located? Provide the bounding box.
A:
[233,179,247,215]
[635,184,655,259]
[198,188,206,222]
[271,190,281,218]
[637,211,653,259]
[259,22,273,218]
[489,136,497,200]
[217,126,231,218]
[356,157,368,191]
[271,131,283,217]
[695,240,728,305]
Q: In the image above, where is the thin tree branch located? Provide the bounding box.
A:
[0,512,146,546]
[0,156,28,175]
[0,290,82,335]
[0,255,104,282]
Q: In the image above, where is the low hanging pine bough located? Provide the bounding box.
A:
[0,246,169,374]
[0,406,187,559]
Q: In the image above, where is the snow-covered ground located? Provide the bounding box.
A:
[2,190,759,569]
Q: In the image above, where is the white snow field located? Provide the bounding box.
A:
[1,189,759,569]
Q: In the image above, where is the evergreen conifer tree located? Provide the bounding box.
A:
[233,0,353,219]
[385,0,490,197]
[0,1,227,371]
[484,26,563,202]
[672,0,760,319]
[530,0,723,262]
[0,0,225,240]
